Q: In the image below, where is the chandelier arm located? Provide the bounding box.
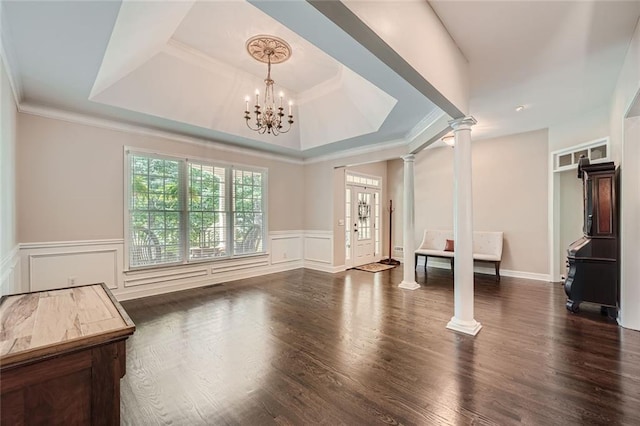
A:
[245,118,262,132]
[276,118,293,134]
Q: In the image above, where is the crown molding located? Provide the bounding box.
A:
[303,138,407,164]
[18,103,306,165]
[17,102,413,167]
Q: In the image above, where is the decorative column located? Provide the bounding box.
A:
[399,154,420,290]
[446,116,482,335]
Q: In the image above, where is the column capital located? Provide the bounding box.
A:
[449,116,477,132]
[401,154,415,162]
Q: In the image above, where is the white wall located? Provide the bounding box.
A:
[610,19,640,164]
[611,17,640,331]
[549,105,610,151]
[620,115,640,331]
[390,129,549,278]
[0,56,19,296]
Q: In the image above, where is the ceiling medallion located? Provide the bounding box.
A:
[244,35,294,136]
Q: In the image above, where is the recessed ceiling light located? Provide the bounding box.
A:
[515,105,525,112]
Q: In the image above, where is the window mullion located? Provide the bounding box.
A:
[227,167,233,257]
[181,160,189,264]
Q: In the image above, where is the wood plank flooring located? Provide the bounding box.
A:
[120,267,640,425]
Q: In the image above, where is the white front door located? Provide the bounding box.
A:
[352,188,377,266]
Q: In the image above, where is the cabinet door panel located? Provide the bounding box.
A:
[25,368,92,425]
[1,390,24,426]
[596,177,612,235]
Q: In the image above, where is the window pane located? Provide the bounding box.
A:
[129,154,183,267]
[591,145,607,160]
[233,169,264,255]
[188,163,227,260]
[558,153,572,167]
[573,150,588,164]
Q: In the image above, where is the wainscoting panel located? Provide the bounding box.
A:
[16,230,340,301]
[303,232,332,264]
[270,232,303,265]
[303,231,335,273]
[20,240,124,292]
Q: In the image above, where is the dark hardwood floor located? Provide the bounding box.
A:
[120,266,640,425]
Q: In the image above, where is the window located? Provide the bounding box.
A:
[189,163,227,260]
[129,156,182,267]
[552,138,610,172]
[127,151,267,269]
[233,169,264,255]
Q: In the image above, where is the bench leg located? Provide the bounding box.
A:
[450,258,454,273]
[495,261,501,281]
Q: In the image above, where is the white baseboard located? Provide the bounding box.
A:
[304,261,345,273]
[421,258,551,282]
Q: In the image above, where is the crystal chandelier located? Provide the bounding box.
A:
[244,35,294,135]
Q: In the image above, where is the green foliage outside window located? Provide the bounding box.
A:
[129,153,265,267]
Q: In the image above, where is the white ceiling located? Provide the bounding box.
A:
[2,1,639,158]
[430,0,640,140]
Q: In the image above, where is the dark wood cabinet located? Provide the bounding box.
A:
[1,284,135,425]
[564,161,619,313]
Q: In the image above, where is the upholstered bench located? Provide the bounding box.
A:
[414,230,504,280]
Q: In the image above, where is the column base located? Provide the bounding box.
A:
[446,317,482,336]
[398,281,420,290]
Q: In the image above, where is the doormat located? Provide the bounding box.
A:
[352,263,396,273]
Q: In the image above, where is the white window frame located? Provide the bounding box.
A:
[124,147,268,271]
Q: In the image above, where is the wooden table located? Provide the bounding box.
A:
[0,283,135,425]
